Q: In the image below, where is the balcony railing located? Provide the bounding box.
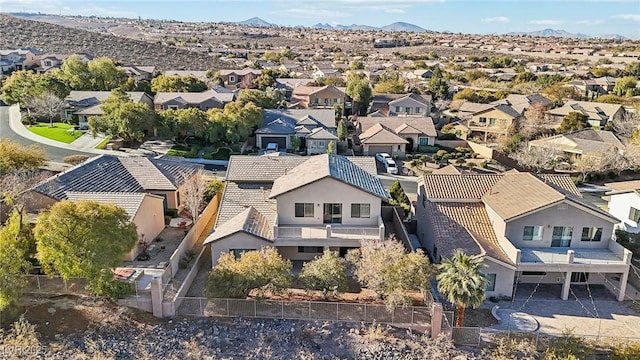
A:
[519,248,629,265]
[273,215,385,241]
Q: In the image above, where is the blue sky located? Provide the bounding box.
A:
[3,0,640,37]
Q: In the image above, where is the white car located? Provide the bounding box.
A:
[375,152,392,163]
[265,143,279,154]
[385,158,399,175]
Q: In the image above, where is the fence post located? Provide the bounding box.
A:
[36,275,41,292]
[281,300,284,319]
[199,297,203,316]
[430,303,443,340]
[308,302,311,320]
[336,303,339,321]
[478,329,482,347]
[254,299,257,317]
[226,299,230,316]
[363,303,367,322]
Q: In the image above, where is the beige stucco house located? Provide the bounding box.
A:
[416,171,632,301]
[204,154,387,266]
[468,104,522,142]
[291,85,347,109]
[356,116,437,156]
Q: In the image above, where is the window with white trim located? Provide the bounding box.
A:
[630,207,640,222]
[523,226,543,241]
[295,203,314,218]
[581,227,602,242]
[351,203,370,218]
[485,274,496,291]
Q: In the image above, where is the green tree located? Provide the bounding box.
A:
[349,59,364,70]
[58,55,92,90]
[428,67,449,99]
[87,57,128,90]
[34,200,138,289]
[236,88,285,109]
[346,73,372,116]
[515,72,537,83]
[348,237,434,309]
[0,210,34,311]
[436,249,488,327]
[206,101,263,145]
[0,140,46,176]
[337,119,348,141]
[614,76,638,97]
[91,89,156,142]
[558,112,590,133]
[544,83,580,105]
[327,141,335,154]
[389,180,410,214]
[298,250,348,299]
[595,94,624,104]
[291,136,301,151]
[172,107,210,142]
[206,248,292,298]
[536,74,566,89]
[1,71,69,104]
[625,62,640,77]
[151,75,208,93]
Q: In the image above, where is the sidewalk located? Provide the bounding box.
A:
[6,104,127,156]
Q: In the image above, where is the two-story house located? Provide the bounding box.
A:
[468,104,522,142]
[605,181,640,233]
[291,85,347,109]
[204,154,387,266]
[153,89,235,111]
[0,48,41,71]
[255,109,337,154]
[416,171,632,301]
[218,68,262,90]
[122,65,156,81]
[64,91,154,129]
[369,93,432,117]
[37,53,93,73]
[529,129,623,160]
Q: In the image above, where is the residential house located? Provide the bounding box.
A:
[162,70,208,82]
[25,155,202,260]
[491,94,554,115]
[275,78,314,101]
[369,93,432,117]
[312,68,340,79]
[467,104,522,142]
[0,48,41,71]
[203,154,387,265]
[416,171,631,301]
[356,116,437,155]
[154,89,235,111]
[605,181,640,233]
[64,91,154,128]
[291,85,347,109]
[122,65,156,81]
[529,129,623,159]
[218,68,262,90]
[255,109,336,154]
[36,53,93,73]
[546,101,626,127]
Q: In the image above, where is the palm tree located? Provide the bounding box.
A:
[436,249,488,327]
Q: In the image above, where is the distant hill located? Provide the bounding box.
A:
[237,17,273,27]
[312,22,427,33]
[506,28,628,40]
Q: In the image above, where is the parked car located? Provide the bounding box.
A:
[265,143,279,154]
[375,152,392,163]
[385,158,399,175]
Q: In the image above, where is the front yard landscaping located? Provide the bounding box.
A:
[28,122,83,143]
[166,144,202,158]
[95,136,111,149]
[203,147,234,160]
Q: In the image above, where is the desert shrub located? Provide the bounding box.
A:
[62,154,89,165]
[298,250,348,299]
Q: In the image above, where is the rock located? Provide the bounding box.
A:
[48,307,56,315]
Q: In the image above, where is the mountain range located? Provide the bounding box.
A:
[236,17,428,32]
[506,28,628,40]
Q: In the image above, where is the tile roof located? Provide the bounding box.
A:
[422,174,503,200]
[270,154,387,200]
[154,89,234,105]
[307,127,338,140]
[359,123,409,145]
[358,116,437,138]
[427,202,512,264]
[482,173,566,221]
[225,156,308,182]
[529,129,623,156]
[214,182,277,234]
[546,101,623,121]
[66,91,149,106]
[205,206,273,244]
[65,192,152,220]
[33,155,202,200]
[605,180,640,194]
[257,109,336,135]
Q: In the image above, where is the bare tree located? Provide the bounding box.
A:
[518,104,556,139]
[572,152,608,181]
[23,92,66,127]
[511,141,564,173]
[181,171,207,222]
[610,110,640,139]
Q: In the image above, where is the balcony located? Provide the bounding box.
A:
[272,215,385,246]
[519,248,628,265]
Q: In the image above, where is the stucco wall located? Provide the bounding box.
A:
[608,192,640,233]
[502,201,615,249]
[483,259,515,298]
[210,233,271,266]
[275,177,381,226]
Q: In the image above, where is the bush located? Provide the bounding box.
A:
[418,145,439,153]
[62,154,90,165]
[206,248,292,298]
[438,133,457,140]
[612,341,640,359]
[204,179,224,203]
[455,146,471,153]
[164,215,171,225]
[90,272,135,301]
[298,250,348,299]
[479,161,488,168]
[436,150,448,157]
[465,161,475,168]
[405,154,413,160]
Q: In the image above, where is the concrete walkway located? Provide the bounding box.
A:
[6,104,127,156]
[69,132,108,151]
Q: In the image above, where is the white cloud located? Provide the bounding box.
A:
[529,19,561,26]
[612,14,640,22]
[575,19,605,25]
[481,16,510,23]
[385,9,406,14]
[1,0,135,18]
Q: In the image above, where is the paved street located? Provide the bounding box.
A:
[0,105,92,162]
[379,174,419,196]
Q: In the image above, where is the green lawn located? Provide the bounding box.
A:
[167,144,201,158]
[95,136,111,149]
[204,147,233,160]
[28,122,83,144]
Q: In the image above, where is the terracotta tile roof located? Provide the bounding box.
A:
[214,182,277,233]
[205,206,273,244]
[358,116,437,138]
[359,123,409,145]
[605,180,640,195]
[427,202,512,264]
[65,192,152,220]
[422,174,503,200]
[270,154,387,200]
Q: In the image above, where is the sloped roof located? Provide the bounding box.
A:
[358,116,437,138]
[422,174,503,200]
[204,206,273,244]
[427,202,513,264]
[66,91,148,106]
[225,156,308,182]
[605,180,640,195]
[359,123,409,145]
[473,104,522,119]
[388,92,431,106]
[307,127,338,140]
[546,100,623,121]
[255,118,296,135]
[259,109,336,133]
[33,155,202,200]
[154,89,233,105]
[529,129,623,156]
[65,192,158,220]
[269,154,387,199]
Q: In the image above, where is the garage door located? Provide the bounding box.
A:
[368,145,393,155]
[261,136,287,149]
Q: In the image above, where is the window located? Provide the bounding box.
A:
[629,207,640,222]
[416,107,422,113]
[581,227,602,242]
[395,106,402,113]
[323,203,342,224]
[176,192,181,206]
[231,249,252,259]
[298,246,324,253]
[314,98,319,104]
[44,60,52,67]
[324,98,330,105]
[419,137,429,146]
[485,274,496,291]
[295,203,314,218]
[229,75,236,83]
[167,105,179,110]
[333,98,338,104]
[551,226,573,247]
[479,117,487,123]
[523,226,543,241]
[489,118,497,125]
[351,203,371,218]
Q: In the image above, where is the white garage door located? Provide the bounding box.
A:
[368,145,394,155]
